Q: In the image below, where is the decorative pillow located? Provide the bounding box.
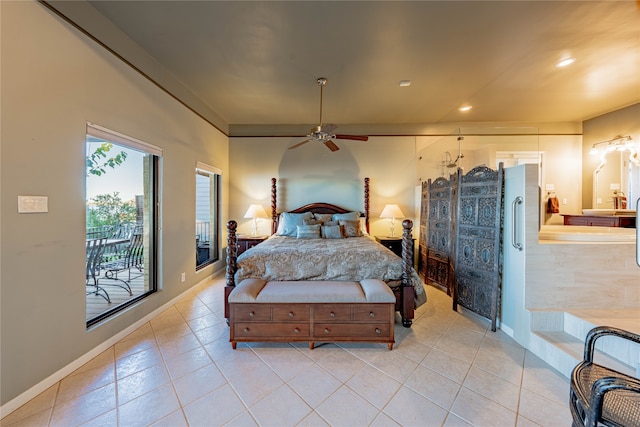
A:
[321,224,343,239]
[276,211,313,236]
[323,220,339,226]
[303,218,323,226]
[313,213,334,223]
[332,211,360,222]
[339,219,362,237]
[296,224,321,239]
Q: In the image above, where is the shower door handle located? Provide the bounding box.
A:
[512,196,523,251]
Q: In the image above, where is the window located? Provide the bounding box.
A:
[196,162,221,270]
[85,123,160,328]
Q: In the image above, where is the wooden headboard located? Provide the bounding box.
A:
[269,177,370,235]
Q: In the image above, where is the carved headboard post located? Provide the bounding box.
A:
[271,177,277,235]
[364,177,370,234]
[401,219,415,327]
[224,220,238,320]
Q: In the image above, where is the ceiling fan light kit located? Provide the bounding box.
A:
[288,78,369,152]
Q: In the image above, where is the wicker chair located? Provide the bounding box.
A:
[570,326,640,427]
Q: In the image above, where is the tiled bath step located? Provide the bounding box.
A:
[531,330,635,378]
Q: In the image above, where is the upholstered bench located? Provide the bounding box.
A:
[228,279,396,350]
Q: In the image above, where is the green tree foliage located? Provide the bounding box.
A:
[86,142,128,176]
[87,192,136,227]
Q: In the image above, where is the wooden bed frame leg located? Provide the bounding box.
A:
[401,219,415,328]
[225,220,238,325]
[401,285,414,327]
[224,286,234,325]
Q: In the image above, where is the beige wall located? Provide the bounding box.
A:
[0,2,228,406]
[229,136,418,238]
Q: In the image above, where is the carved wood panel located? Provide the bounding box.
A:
[418,180,429,280]
[452,164,504,331]
[425,177,453,294]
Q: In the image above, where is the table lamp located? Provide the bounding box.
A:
[244,204,268,236]
[379,204,405,237]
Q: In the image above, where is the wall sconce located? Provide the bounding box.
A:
[589,135,633,156]
[244,204,268,236]
[379,204,405,237]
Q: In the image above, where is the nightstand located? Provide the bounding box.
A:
[375,236,415,258]
[236,235,268,255]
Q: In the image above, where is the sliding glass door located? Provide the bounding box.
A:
[85,124,160,328]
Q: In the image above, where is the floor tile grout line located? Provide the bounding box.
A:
[5,281,573,427]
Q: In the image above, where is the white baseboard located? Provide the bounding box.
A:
[500,323,514,338]
[1,270,223,419]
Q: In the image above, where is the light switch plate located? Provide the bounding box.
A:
[18,196,48,213]
[545,184,555,191]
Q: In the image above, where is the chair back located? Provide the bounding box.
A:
[86,238,106,280]
[126,234,144,269]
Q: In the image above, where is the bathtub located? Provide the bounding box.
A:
[538,225,636,243]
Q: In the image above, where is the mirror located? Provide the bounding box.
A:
[591,136,640,212]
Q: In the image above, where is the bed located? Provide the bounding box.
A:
[225,178,426,327]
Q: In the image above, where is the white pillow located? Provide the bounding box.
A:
[276,211,313,236]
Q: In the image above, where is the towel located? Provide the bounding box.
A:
[547,197,560,214]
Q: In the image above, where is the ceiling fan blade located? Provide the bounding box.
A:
[335,134,369,141]
[324,140,340,152]
[322,123,338,134]
[288,139,312,150]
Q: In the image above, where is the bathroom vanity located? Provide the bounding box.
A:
[561,214,636,228]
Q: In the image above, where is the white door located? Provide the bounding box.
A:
[501,164,528,345]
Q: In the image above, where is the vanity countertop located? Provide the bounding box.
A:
[539,225,636,243]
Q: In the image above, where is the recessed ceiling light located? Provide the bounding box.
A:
[556,57,576,68]
[399,80,411,87]
[459,105,472,112]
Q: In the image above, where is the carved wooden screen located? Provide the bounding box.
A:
[452,164,504,331]
[425,177,453,294]
[417,181,429,280]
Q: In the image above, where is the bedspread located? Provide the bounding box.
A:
[235,235,426,307]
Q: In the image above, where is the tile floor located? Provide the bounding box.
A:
[1,278,572,427]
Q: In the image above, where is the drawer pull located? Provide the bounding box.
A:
[330,311,335,318]
[288,311,295,318]
[294,328,300,334]
[375,328,381,334]
[249,311,255,318]
[243,327,250,334]
[324,328,330,334]
[369,312,375,318]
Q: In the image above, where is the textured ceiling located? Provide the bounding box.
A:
[72,1,640,133]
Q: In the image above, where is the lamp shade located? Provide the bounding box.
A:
[379,204,405,219]
[244,204,268,219]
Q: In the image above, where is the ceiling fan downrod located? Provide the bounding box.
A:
[317,77,327,128]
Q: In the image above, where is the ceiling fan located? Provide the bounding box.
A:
[288,77,369,152]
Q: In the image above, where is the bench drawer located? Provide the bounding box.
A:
[272,304,310,321]
[231,304,271,321]
[234,322,310,338]
[314,323,391,338]
[313,304,351,321]
[352,304,392,322]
